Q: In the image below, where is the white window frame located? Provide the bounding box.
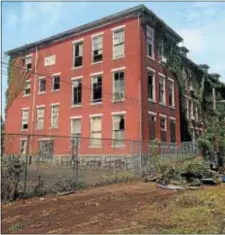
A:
[112,69,125,102]
[38,77,46,94]
[70,117,82,148]
[50,104,59,128]
[159,114,167,131]
[168,78,175,108]
[24,80,31,96]
[112,112,125,147]
[21,108,29,131]
[92,34,103,63]
[147,68,156,102]
[72,77,82,106]
[36,107,45,130]
[52,73,60,91]
[112,28,125,59]
[91,74,102,104]
[20,139,27,154]
[159,74,166,105]
[146,26,154,59]
[90,115,102,147]
[190,100,194,120]
[73,40,83,68]
[25,55,32,71]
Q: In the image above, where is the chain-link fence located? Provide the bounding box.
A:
[2,133,198,196]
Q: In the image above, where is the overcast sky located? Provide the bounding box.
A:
[2,1,225,116]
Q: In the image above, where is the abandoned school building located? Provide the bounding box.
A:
[4,4,215,159]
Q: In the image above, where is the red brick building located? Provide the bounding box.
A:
[4,5,182,159]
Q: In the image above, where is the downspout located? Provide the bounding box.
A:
[138,11,143,174]
[30,46,38,154]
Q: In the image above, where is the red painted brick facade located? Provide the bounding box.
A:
[5,15,181,157]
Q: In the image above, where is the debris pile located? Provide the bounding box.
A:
[144,160,221,189]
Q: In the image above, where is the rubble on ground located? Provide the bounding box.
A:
[144,160,222,189]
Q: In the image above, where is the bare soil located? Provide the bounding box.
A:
[2,181,225,234]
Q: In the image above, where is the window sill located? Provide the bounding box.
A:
[71,66,83,70]
[36,128,44,131]
[49,127,59,129]
[147,55,155,61]
[159,102,167,107]
[112,55,125,60]
[38,92,46,95]
[71,104,82,108]
[23,94,30,97]
[90,102,102,105]
[148,99,156,103]
[112,99,125,103]
[169,106,176,109]
[91,61,103,65]
[21,129,28,131]
[111,145,125,148]
[89,146,102,148]
[51,89,60,92]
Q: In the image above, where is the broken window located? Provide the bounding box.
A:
[52,75,60,91]
[20,140,27,154]
[113,71,125,101]
[36,107,44,130]
[73,42,83,67]
[159,76,166,104]
[39,78,46,93]
[148,71,155,101]
[92,35,103,63]
[24,80,31,96]
[160,117,167,142]
[90,117,102,146]
[168,81,175,107]
[51,105,59,128]
[146,26,154,58]
[92,75,102,103]
[71,118,81,147]
[25,56,32,70]
[113,29,124,58]
[113,115,125,146]
[72,79,82,105]
[170,119,176,143]
[149,114,156,140]
[21,109,29,130]
[157,39,165,61]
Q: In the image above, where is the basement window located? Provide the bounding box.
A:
[91,75,102,103]
[92,35,103,63]
[52,75,60,91]
[73,42,83,67]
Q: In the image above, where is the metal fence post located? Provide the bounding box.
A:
[23,134,30,194]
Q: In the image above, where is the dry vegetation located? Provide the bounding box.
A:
[2,181,225,234]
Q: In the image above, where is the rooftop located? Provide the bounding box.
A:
[5,4,183,56]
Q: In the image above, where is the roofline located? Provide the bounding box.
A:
[5,4,182,56]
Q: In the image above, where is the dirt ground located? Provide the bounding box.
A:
[2,181,225,234]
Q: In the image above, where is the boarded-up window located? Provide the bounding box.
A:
[71,118,81,147]
[90,117,102,146]
[170,119,176,143]
[113,29,124,58]
[38,140,54,160]
[149,114,156,140]
[36,107,44,130]
[51,105,59,128]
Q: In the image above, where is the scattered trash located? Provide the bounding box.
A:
[222,176,225,183]
[157,184,185,190]
[40,197,45,201]
[201,178,218,185]
[188,186,202,190]
[56,191,75,196]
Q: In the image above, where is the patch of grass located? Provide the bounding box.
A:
[9,221,27,232]
[132,185,225,234]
